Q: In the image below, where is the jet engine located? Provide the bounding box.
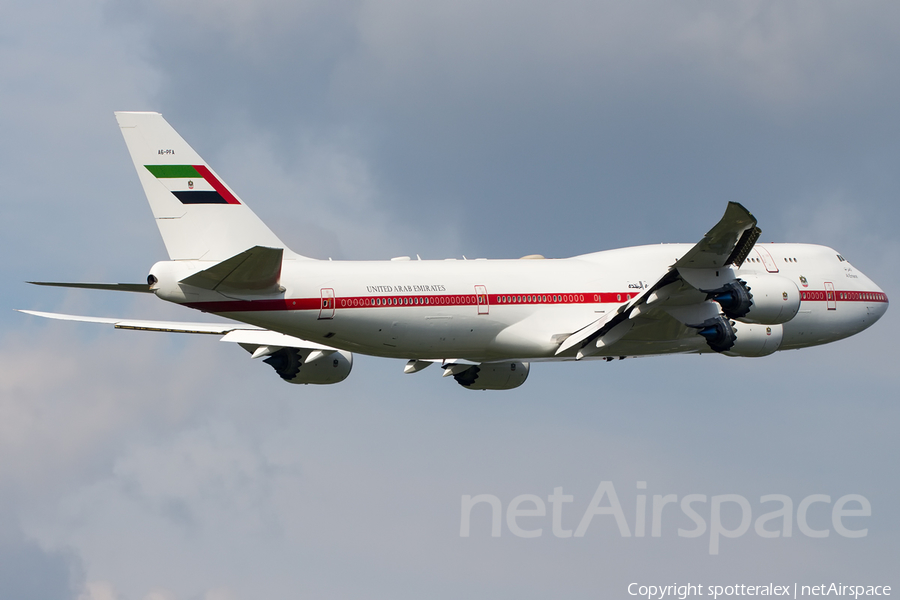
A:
[693,316,737,353]
[693,317,784,357]
[723,322,783,357]
[263,348,353,384]
[705,275,800,324]
[452,361,530,390]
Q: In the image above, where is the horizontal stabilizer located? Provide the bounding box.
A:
[179,246,283,293]
[27,282,152,293]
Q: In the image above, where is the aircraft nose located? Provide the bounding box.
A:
[866,279,889,321]
[878,290,888,314]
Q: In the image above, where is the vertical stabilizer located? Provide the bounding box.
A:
[115,111,304,261]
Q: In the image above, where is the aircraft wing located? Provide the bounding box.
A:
[673,202,760,269]
[557,202,760,358]
[17,309,338,352]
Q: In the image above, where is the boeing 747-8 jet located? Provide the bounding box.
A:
[20,112,889,389]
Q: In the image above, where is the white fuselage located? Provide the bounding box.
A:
[150,243,888,362]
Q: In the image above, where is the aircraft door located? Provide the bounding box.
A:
[475,285,489,315]
[824,282,836,310]
[319,288,335,319]
[754,247,779,273]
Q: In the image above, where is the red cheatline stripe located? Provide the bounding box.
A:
[193,165,241,205]
[800,290,888,303]
[181,289,887,314]
[184,291,623,312]
[185,298,318,312]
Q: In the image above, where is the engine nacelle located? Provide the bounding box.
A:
[723,322,783,357]
[707,275,800,324]
[263,348,353,384]
[694,316,737,353]
[452,361,530,390]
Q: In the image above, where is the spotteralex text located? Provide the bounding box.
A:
[627,583,890,599]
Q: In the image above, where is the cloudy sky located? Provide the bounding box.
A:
[2,1,899,598]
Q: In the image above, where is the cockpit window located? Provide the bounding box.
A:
[837,254,846,262]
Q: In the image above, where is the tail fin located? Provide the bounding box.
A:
[115,111,305,261]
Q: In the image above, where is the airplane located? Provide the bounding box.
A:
[20,112,889,390]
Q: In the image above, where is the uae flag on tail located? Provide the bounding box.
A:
[145,165,241,205]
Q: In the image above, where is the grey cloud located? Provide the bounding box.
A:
[0,517,83,600]
[102,1,900,262]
